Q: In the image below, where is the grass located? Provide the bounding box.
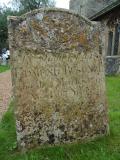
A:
[0,76,120,160]
[0,65,10,73]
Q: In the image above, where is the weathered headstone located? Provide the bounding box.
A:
[8,8,108,149]
[106,56,120,75]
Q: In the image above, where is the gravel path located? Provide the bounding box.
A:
[0,71,12,120]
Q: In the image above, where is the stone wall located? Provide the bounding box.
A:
[69,0,87,16]
[96,7,120,75]
[8,8,108,149]
[69,0,117,17]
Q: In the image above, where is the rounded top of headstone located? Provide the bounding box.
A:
[8,8,100,54]
[8,8,95,26]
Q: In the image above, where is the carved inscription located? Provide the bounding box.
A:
[8,8,108,149]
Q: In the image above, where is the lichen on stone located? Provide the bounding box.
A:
[8,8,108,149]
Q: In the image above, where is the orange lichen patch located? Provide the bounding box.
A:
[31,20,43,32]
[69,33,88,46]
[79,32,88,46]
[19,27,28,34]
[31,20,48,37]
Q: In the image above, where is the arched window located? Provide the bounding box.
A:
[113,23,120,55]
[107,31,113,56]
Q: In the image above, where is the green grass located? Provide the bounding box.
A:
[0,76,120,160]
[0,65,10,73]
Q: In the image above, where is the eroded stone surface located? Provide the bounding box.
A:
[8,8,108,149]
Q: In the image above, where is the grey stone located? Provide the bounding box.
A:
[105,56,120,75]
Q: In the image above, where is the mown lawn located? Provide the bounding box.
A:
[0,65,10,73]
[0,76,120,160]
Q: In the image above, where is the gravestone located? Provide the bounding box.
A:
[106,56,120,75]
[8,8,108,149]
